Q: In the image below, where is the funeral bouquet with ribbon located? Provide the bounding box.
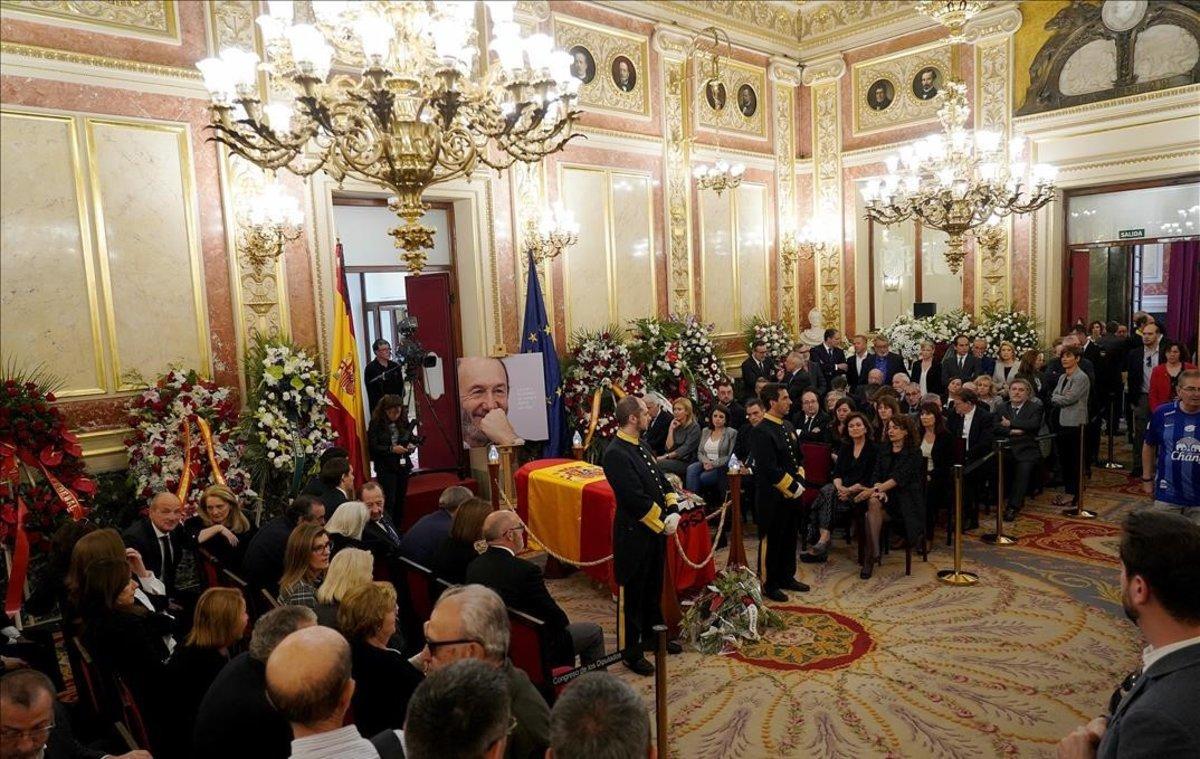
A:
[126,369,254,509]
[240,336,333,509]
[630,315,724,405]
[680,565,784,655]
[562,327,644,450]
[0,364,93,614]
[743,316,794,362]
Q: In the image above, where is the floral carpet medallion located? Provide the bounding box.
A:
[732,605,874,671]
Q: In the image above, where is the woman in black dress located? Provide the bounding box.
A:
[801,412,876,562]
[862,415,925,579]
[430,497,493,586]
[917,401,954,544]
[183,484,255,572]
[340,581,424,738]
[367,394,416,526]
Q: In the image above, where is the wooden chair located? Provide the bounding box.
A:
[798,443,835,548]
[506,608,571,704]
[113,675,151,752]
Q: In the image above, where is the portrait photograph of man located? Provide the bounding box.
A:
[611,55,636,92]
[705,80,726,111]
[867,78,895,111]
[913,66,940,100]
[737,84,757,117]
[456,355,547,448]
[569,45,595,84]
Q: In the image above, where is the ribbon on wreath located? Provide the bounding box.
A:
[581,382,628,451]
[174,415,227,502]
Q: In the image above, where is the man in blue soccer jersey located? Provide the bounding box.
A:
[1142,368,1200,523]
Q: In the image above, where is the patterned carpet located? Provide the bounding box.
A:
[547,451,1151,758]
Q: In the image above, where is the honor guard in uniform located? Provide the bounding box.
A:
[602,395,683,675]
[751,383,811,602]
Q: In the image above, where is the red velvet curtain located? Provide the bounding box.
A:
[1166,240,1200,357]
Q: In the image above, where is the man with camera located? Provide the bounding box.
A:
[365,338,406,417]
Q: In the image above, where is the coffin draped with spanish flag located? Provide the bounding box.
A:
[326,241,367,486]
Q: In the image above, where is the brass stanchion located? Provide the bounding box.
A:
[486,446,501,510]
[1061,424,1097,519]
[1102,396,1124,469]
[982,441,1014,545]
[725,468,748,569]
[653,624,669,759]
[938,464,979,586]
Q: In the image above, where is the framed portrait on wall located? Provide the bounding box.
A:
[912,66,941,100]
[611,55,636,92]
[866,78,895,111]
[705,80,727,110]
[569,45,595,84]
[737,84,757,117]
[851,41,952,136]
[553,15,651,117]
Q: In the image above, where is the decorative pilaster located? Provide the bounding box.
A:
[967,5,1022,313]
[803,55,846,334]
[655,25,695,314]
[770,57,802,332]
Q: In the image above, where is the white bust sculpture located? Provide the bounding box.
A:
[798,307,825,347]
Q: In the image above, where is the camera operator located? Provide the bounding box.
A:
[368,394,417,525]
[365,338,406,416]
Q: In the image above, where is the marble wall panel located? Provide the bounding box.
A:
[610,173,656,325]
[561,167,611,333]
[735,182,770,322]
[699,188,736,333]
[86,118,208,388]
[0,110,105,396]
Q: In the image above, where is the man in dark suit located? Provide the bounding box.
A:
[360,482,401,561]
[810,329,848,384]
[193,605,317,759]
[866,335,907,385]
[995,378,1044,521]
[466,510,605,668]
[739,341,775,399]
[971,337,997,378]
[845,334,873,388]
[398,485,475,567]
[300,446,349,497]
[947,388,995,529]
[641,392,673,456]
[242,495,325,594]
[942,334,980,384]
[778,349,825,404]
[317,458,354,515]
[793,389,830,443]
[1124,321,1168,477]
[1057,511,1200,758]
[602,395,682,676]
[122,491,193,597]
[710,379,747,430]
[750,384,810,602]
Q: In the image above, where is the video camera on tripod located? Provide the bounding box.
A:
[395,315,438,375]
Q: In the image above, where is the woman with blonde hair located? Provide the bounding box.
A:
[165,587,249,754]
[277,523,330,608]
[340,582,422,737]
[992,341,1019,395]
[314,547,374,628]
[656,396,701,477]
[184,484,255,570]
[325,499,370,555]
[431,496,493,585]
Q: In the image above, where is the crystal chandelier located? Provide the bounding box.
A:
[526,201,580,263]
[196,0,582,274]
[693,160,745,196]
[863,3,1057,275]
[914,1,986,39]
[782,216,836,263]
[238,176,304,275]
[687,26,744,196]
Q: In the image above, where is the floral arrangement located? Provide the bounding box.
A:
[0,365,94,550]
[878,308,975,362]
[562,328,645,443]
[742,316,794,362]
[974,306,1042,356]
[630,315,725,404]
[240,335,333,509]
[126,369,255,509]
[681,566,784,655]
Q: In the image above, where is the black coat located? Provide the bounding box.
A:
[941,352,981,384]
[846,352,874,387]
[909,359,944,397]
[431,536,479,585]
[363,359,405,420]
[241,515,294,594]
[83,609,172,746]
[193,652,292,759]
[362,516,402,561]
[995,399,1044,463]
[783,368,825,405]
[749,415,804,525]
[44,701,106,759]
[832,440,877,488]
[793,411,831,444]
[349,639,424,738]
[164,644,231,757]
[122,517,193,595]
[320,485,351,515]
[601,433,679,585]
[810,343,847,382]
[1123,341,1169,397]
[368,418,415,475]
[183,516,253,573]
[466,546,573,665]
[643,410,672,456]
[947,405,996,463]
[739,356,775,399]
[871,444,925,544]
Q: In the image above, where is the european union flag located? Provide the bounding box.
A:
[520,253,565,457]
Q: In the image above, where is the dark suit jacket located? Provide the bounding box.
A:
[164,644,231,757]
[122,517,192,595]
[320,485,351,515]
[947,404,995,463]
[431,536,479,586]
[909,359,944,396]
[1097,643,1200,758]
[810,343,847,382]
[739,356,775,399]
[465,546,573,665]
[644,409,672,456]
[1124,342,1170,398]
[44,701,106,759]
[349,639,424,737]
[941,352,981,384]
[793,411,831,444]
[863,352,907,384]
[397,509,452,567]
[975,354,997,377]
[362,516,402,561]
[370,729,406,759]
[710,400,746,431]
[783,368,824,405]
[242,515,294,594]
[846,352,875,387]
[994,399,1044,462]
[193,652,292,759]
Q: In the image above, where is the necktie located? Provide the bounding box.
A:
[383,519,399,543]
[159,535,173,588]
[958,355,964,369]
[1146,355,1152,368]
[1013,405,1022,416]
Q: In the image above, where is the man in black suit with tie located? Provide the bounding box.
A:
[845,334,873,388]
[739,341,775,400]
[1057,511,1200,758]
[642,392,672,456]
[602,395,682,676]
[778,349,825,404]
[995,378,1043,521]
[793,390,830,443]
[942,334,980,385]
[466,510,605,668]
[122,491,193,597]
[810,329,848,385]
[360,482,401,561]
[947,388,995,529]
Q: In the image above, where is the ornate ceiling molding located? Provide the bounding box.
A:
[606,1,800,56]
[769,55,803,86]
[963,3,1022,43]
[801,53,846,86]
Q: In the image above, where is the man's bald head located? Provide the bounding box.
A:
[148,491,184,532]
[265,625,353,728]
[482,510,520,542]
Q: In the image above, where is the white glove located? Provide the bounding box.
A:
[663,513,681,535]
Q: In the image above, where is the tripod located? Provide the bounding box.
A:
[406,365,467,478]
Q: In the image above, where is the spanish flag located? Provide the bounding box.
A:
[326,240,367,486]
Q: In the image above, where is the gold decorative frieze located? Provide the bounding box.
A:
[553,16,651,118]
[655,24,694,314]
[852,40,952,137]
[800,1,912,47]
[1,0,178,40]
[0,41,200,81]
[696,58,768,139]
[771,56,799,332]
[811,78,844,334]
[224,155,289,343]
[206,0,256,53]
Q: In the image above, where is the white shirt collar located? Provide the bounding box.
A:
[1142,634,1200,673]
[493,544,516,557]
[151,522,169,541]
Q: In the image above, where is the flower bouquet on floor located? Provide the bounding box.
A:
[681,565,784,655]
[742,316,794,363]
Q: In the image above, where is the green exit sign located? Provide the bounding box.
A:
[1118,228,1145,239]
